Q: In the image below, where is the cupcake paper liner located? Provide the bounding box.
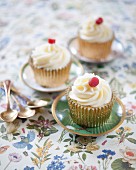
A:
[29,58,72,87]
[78,36,114,60]
[66,87,116,127]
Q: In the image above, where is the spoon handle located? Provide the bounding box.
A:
[0,81,30,102]
[11,85,30,102]
[11,94,24,111]
[3,80,11,110]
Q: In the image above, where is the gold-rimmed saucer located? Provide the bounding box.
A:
[68,37,124,64]
[52,92,126,137]
[20,59,84,92]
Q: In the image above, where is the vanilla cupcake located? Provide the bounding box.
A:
[66,73,115,127]
[29,39,72,87]
[78,17,114,60]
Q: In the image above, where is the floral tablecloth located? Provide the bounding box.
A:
[0,0,136,170]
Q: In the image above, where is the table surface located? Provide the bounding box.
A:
[0,0,136,170]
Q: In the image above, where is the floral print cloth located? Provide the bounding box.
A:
[0,0,136,169]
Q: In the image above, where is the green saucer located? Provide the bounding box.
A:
[52,92,126,136]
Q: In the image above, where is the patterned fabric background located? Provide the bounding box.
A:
[0,0,136,169]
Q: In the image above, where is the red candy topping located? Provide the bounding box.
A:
[126,151,134,157]
[48,38,56,44]
[96,17,103,25]
[89,77,99,87]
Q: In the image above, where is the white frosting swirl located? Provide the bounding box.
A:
[69,73,112,107]
[79,19,113,43]
[31,44,71,70]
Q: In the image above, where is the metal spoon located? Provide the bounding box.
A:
[11,85,50,109]
[12,95,35,118]
[0,80,18,122]
[0,81,51,108]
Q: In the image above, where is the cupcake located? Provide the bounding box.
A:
[66,73,115,127]
[29,39,72,87]
[78,17,114,60]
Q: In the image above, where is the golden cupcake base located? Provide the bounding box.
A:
[52,91,125,136]
[66,87,116,127]
[78,37,114,60]
[29,58,72,88]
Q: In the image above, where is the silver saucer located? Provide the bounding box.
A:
[68,37,124,64]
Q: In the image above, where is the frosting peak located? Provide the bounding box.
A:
[31,43,71,70]
[79,18,113,43]
[69,73,112,107]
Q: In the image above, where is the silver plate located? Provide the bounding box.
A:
[68,37,124,64]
